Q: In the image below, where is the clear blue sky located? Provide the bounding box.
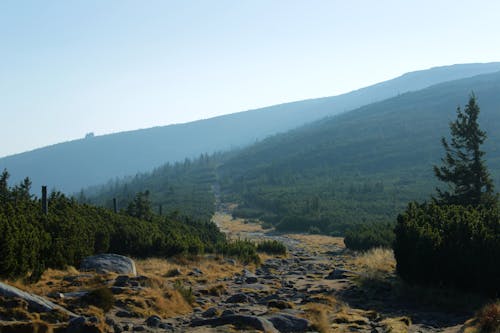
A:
[1,0,500,157]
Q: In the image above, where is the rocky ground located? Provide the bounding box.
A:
[0,206,479,332]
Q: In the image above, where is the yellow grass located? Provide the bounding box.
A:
[303,302,332,333]
[286,234,345,254]
[353,247,396,274]
[212,211,264,239]
[380,316,411,333]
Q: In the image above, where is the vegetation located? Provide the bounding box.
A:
[173,280,195,305]
[394,95,500,296]
[83,288,115,312]
[394,202,499,294]
[219,73,500,235]
[82,154,219,221]
[344,222,395,251]
[0,169,230,281]
[433,94,497,207]
[216,239,260,265]
[476,301,500,333]
[256,240,287,255]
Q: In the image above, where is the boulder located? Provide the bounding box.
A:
[80,253,136,275]
[267,314,310,332]
[145,315,162,328]
[0,281,77,317]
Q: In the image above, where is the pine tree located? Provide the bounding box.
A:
[433,94,496,207]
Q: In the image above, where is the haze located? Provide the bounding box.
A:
[1,0,500,157]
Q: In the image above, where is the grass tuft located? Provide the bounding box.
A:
[477,301,500,333]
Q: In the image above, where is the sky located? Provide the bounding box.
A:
[1,0,500,158]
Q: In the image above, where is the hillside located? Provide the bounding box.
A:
[81,153,220,221]
[3,63,500,193]
[218,71,500,234]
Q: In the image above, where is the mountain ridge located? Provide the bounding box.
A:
[2,62,500,193]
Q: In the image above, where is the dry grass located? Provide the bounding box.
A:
[136,256,243,283]
[380,316,411,333]
[476,301,500,333]
[352,247,396,283]
[1,254,248,325]
[286,234,345,254]
[212,212,264,239]
[301,294,347,333]
[303,302,332,333]
[0,320,66,333]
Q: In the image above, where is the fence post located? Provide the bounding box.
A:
[41,186,48,215]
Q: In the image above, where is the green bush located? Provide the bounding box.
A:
[256,240,287,255]
[394,202,499,295]
[0,170,227,280]
[83,287,115,312]
[344,222,395,251]
[216,239,260,265]
[173,280,194,304]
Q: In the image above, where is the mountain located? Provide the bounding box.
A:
[217,71,500,234]
[2,62,500,193]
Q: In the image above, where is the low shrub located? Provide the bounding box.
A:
[394,202,499,295]
[216,239,260,265]
[173,280,194,305]
[83,287,115,312]
[344,222,395,251]
[477,301,500,333]
[256,240,287,255]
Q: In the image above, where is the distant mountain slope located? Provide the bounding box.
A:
[218,71,500,234]
[2,62,500,193]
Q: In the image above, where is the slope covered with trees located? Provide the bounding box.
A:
[218,71,500,235]
[2,63,500,193]
[80,153,220,221]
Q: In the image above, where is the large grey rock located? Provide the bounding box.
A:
[0,281,77,317]
[80,253,136,275]
[191,314,278,333]
[267,314,310,332]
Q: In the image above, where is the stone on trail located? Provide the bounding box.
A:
[266,313,310,332]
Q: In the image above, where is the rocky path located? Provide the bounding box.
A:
[0,206,471,332]
[152,209,467,333]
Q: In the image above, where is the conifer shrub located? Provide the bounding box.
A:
[344,222,395,251]
[256,240,287,255]
[83,287,115,312]
[216,239,260,264]
[0,169,227,280]
[394,202,499,295]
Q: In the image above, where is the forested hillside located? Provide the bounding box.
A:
[218,71,500,235]
[81,154,220,221]
[2,63,500,193]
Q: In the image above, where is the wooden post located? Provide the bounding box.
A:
[41,186,48,215]
[159,204,162,216]
[113,198,117,213]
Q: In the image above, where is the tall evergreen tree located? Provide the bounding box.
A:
[433,94,496,207]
